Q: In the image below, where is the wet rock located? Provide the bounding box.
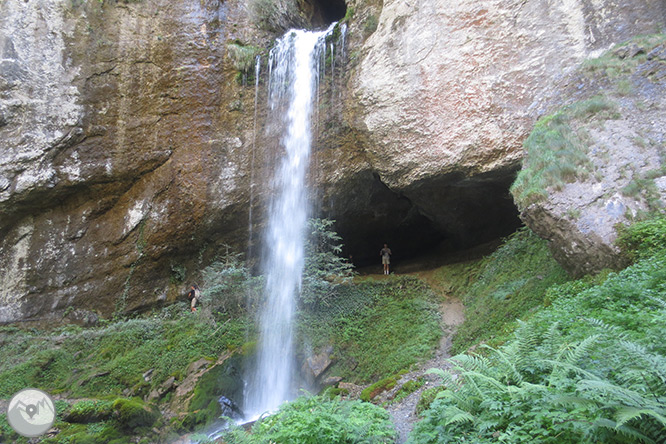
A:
[302,345,335,384]
[322,376,343,386]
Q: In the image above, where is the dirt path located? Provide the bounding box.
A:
[375,270,465,443]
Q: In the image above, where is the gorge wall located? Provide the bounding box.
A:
[0,0,664,323]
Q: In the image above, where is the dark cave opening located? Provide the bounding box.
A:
[303,0,348,28]
[323,170,523,272]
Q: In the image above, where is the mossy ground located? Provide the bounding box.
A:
[419,228,570,354]
[0,303,251,443]
[298,276,443,384]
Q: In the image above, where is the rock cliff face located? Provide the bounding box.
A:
[336,0,665,265]
[513,37,666,276]
[0,0,259,323]
[0,0,664,323]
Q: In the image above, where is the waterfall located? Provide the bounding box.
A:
[247,55,261,260]
[243,24,336,421]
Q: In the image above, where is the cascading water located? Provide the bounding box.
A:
[243,24,336,421]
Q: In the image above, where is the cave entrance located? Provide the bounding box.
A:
[323,169,523,273]
[302,0,347,28]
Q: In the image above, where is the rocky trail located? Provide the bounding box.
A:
[385,282,464,443]
[354,266,466,444]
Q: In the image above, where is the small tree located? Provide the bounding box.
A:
[202,248,263,318]
[301,218,354,306]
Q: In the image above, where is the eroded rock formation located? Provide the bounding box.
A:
[331,0,664,264]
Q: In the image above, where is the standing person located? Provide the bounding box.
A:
[380,244,392,275]
[187,284,200,312]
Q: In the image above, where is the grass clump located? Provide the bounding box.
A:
[451,227,570,353]
[65,399,114,423]
[222,394,396,444]
[227,41,261,75]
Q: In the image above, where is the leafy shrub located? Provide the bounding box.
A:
[617,215,666,260]
[202,251,263,317]
[223,395,396,443]
[415,386,446,416]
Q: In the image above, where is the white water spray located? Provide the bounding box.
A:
[243,24,336,421]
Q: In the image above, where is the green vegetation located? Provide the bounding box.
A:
[222,394,396,443]
[509,96,616,209]
[360,372,404,402]
[512,33,666,211]
[446,228,569,353]
[302,218,355,306]
[392,377,426,404]
[227,41,262,77]
[298,276,442,383]
[364,14,379,36]
[410,216,666,443]
[0,290,250,442]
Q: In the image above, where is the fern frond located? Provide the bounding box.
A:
[648,296,666,309]
[584,318,630,341]
[425,367,462,389]
[444,407,476,427]
[552,394,599,408]
[615,406,666,429]
[578,379,650,407]
[561,334,601,366]
[595,417,657,444]
[619,340,666,387]
[541,359,599,381]
[451,353,491,374]
[463,370,510,394]
[480,344,523,385]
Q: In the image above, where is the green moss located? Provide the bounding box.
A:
[450,228,570,353]
[111,398,157,431]
[360,373,401,402]
[183,357,244,431]
[66,399,114,423]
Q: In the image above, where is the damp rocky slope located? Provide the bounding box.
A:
[1,0,665,323]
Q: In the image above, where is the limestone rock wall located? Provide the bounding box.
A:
[336,0,664,255]
[0,0,259,323]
